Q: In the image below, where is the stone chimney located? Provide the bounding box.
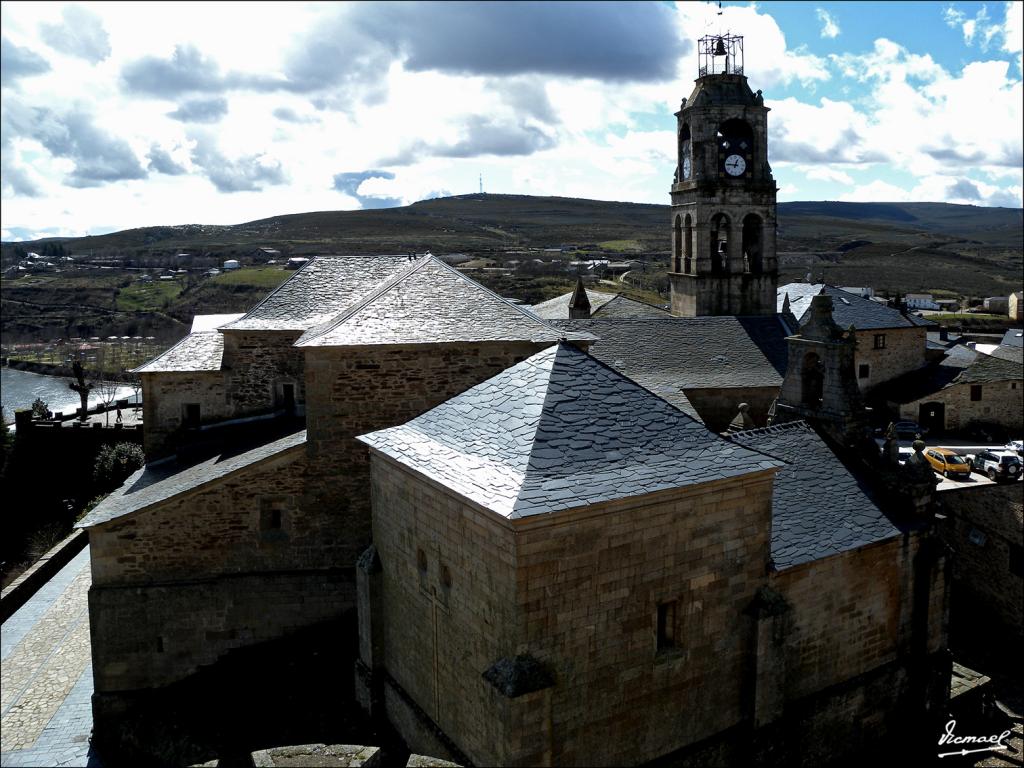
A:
[568,277,592,319]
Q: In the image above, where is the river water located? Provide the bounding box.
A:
[1,367,139,423]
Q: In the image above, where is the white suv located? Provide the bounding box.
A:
[970,451,1022,482]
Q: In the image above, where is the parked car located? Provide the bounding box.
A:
[1006,439,1023,457]
[923,447,972,479]
[972,451,1022,482]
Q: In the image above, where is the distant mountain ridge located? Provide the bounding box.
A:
[3,196,1021,253]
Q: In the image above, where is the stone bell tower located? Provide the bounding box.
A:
[669,34,778,317]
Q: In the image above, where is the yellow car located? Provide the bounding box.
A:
[923,447,972,479]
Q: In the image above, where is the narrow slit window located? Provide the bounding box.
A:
[656,601,677,651]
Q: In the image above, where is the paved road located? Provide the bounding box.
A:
[1,547,100,767]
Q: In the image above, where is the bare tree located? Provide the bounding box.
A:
[95,375,123,427]
[69,360,94,422]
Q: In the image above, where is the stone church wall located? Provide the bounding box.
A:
[303,341,550,565]
[936,483,1023,652]
[367,453,776,766]
[140,370,229,457]
[221,330,305,415]
[855,327,926,393]
[88,443,359,695]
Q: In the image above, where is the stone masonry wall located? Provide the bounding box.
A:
[512,472,774,767]
[88,443,361,695]
[88,447,331,587]
[370,454,775,767]
[303,341,550,565]
[221,330,305,416]
[899,379,1023,432]
[771,536,924,701]
[855,327,926,393]
[89,570,354,693]
[936,483,1023,638]
[141,371,228,458]
[369,455,519,765]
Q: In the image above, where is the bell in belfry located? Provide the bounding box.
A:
[713,37,727,56]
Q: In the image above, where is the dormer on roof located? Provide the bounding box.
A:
[568,277,591,319]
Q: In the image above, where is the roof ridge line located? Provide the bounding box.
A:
[295,256,429,345]
[427,257,574,337]
[222,254,321,328]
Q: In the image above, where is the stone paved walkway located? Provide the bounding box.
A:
[1,547,101,767]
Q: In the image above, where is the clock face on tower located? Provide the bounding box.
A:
[724,154,746,176]
[682,156,692,179]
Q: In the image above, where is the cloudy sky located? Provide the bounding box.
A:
[1,1,1021,241]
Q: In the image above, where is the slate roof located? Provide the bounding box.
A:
[529,290,670,319]
[77,430,307,528]
[778,284,935,330]
[297,257,591,347]
[358,343,781,519]
[960,350,1023,382]
[729,421,899,569]
[223,255,415,332]
[134,331,225,373]
[1000,328,1023,348]
[550,317,789,415]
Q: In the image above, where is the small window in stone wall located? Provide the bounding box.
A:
[858,363,870,379]
[417,548,428,591]
[259,499,288,543]
[156,637,165,653]
[183,402,201,428]
[1010,544,1023,578]
[970,385,983,402]
[873,334,886,350]
[439,563,453,605]
[656,600,677,652]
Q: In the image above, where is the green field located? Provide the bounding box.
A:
[116,280,182,311]
[598,239,644,253]
[210,267,290,289]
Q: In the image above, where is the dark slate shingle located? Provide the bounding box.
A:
[729,421,899,569]
[778,284,935,330]
[530,291,669,319]
[224,255,414,332]
[552,316,790,395]
[358,344,781,519]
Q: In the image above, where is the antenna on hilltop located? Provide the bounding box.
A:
[479,173,484,195]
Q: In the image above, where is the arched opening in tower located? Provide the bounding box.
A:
[801,352,824,407]
[709,213,730,274]
[673,215,683,272]
[684,214,694,273]
[742,214,763,274]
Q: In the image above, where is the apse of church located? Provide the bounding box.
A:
[669,35,779,317]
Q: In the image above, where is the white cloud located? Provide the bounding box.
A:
[803,166,854,184]
[943,3,1002,50]
[816,8,841,39]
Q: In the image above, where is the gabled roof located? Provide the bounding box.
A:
[358,343,781,519]
[551,316,789,413]
[530,290,670,320]
[778,284,935,330]
[871,342,1022,403]
[223,255,415,332]
[297,257,591,348]
[960,350,1023,381]
[190,313,244,333]
[1001,328,1023,348]
[729,421,899,569]
[134,331,224,373]
[77,430,307,528]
